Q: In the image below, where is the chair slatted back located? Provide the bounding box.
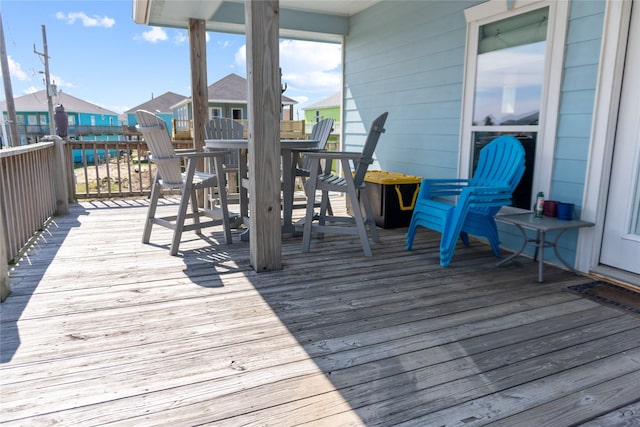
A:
[136,110,183,187]
[352,112,388,187]
[469,135,526,215]
[204,118,244,166]
[309,118,334,149]
[204,118,244,139]
[470,135,525,191]
[300,118,334,172]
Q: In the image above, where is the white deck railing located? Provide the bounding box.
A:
[1,137,70,300]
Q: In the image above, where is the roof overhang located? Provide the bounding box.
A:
[133,0,380,42]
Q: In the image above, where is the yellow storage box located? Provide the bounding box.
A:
[348,170,422,228]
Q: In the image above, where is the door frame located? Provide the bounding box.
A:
[578,0,637,284]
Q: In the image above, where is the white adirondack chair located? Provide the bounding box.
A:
[204,118,245,196]
[136,110,232,255]
[299,112,388,256]
[292,118,335,211]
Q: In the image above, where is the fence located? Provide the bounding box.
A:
[1,137,70,300]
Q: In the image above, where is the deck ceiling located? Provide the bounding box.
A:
[133,0,380,42]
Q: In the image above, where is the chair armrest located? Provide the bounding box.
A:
[175,148,196,155]
[178,150,230,159]
[303,151,362,160]
[459,185,514,208]
[418,178,471,199]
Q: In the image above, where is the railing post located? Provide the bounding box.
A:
[43,135,70,215]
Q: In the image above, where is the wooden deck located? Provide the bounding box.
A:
[2,197,640,426]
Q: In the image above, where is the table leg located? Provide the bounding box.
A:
[281,148,296,234]
[238,149,250,241]
[551,229,579,275]
[538,230,546,283]
[496,223,528,267]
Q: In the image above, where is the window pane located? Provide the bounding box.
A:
[473,41,546,126]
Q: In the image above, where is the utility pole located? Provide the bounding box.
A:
[0,11,21,147]
[34,25,55,135]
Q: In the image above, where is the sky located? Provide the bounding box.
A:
[0,0,342,119]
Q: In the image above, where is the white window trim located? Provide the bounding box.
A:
[209,107,222,118]
[459,0,569,209]
[232,108,243,120]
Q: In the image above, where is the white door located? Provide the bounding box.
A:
[600,1,640,275]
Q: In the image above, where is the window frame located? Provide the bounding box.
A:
[209,107,222,119]
[459,0,569,210]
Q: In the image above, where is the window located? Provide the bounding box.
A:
[461,0,568,210]
[232,108,243,120]
[209,107,222,119]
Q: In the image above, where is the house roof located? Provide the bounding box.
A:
[1,90,118,115]
[171,73,297,108]
[124,91,187,114]
[303,91,340,110]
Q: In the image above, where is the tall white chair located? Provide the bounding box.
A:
[292,118,335,211]
[204,118,245,197]
[300,112,388,256]
[136,110,232,255]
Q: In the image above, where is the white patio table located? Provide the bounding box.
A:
[204,138,320,238]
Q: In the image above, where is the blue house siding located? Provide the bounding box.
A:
[344,0,475,177]
[127,112,174,136]
[544,1,605,265]
[345,0,606,267]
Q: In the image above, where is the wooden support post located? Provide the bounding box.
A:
[188,18,208,206]
[52,136,69,215]
[245,0,282,271]
[188,18,207,154]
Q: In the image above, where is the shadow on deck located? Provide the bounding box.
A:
[1,198,639,426]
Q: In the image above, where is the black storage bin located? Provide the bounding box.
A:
[347,170,422,228]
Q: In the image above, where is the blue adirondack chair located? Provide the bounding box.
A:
[405,135,526,266]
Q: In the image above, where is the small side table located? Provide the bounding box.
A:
[495,213,594,282]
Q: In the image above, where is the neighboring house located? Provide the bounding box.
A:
[303,92,341,133]
[124,91,188,137]
[0,90,120,145]
[171,73,298,122]
[135,0,640,288]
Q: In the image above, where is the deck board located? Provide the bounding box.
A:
[2,198,639,426]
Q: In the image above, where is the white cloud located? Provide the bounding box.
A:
[3,56,30,81]
[108,105,130,115]
[234,45,246,67]
[291,95,309,105]
[50,74,73,89]
[137,27,168,43]
[24,86,39,94]
[55,12,115,28]
[174,32,188,45]
[234,40,341,94]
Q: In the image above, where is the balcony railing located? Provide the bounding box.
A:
[15,125,124,143]
[1,137,70,274]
